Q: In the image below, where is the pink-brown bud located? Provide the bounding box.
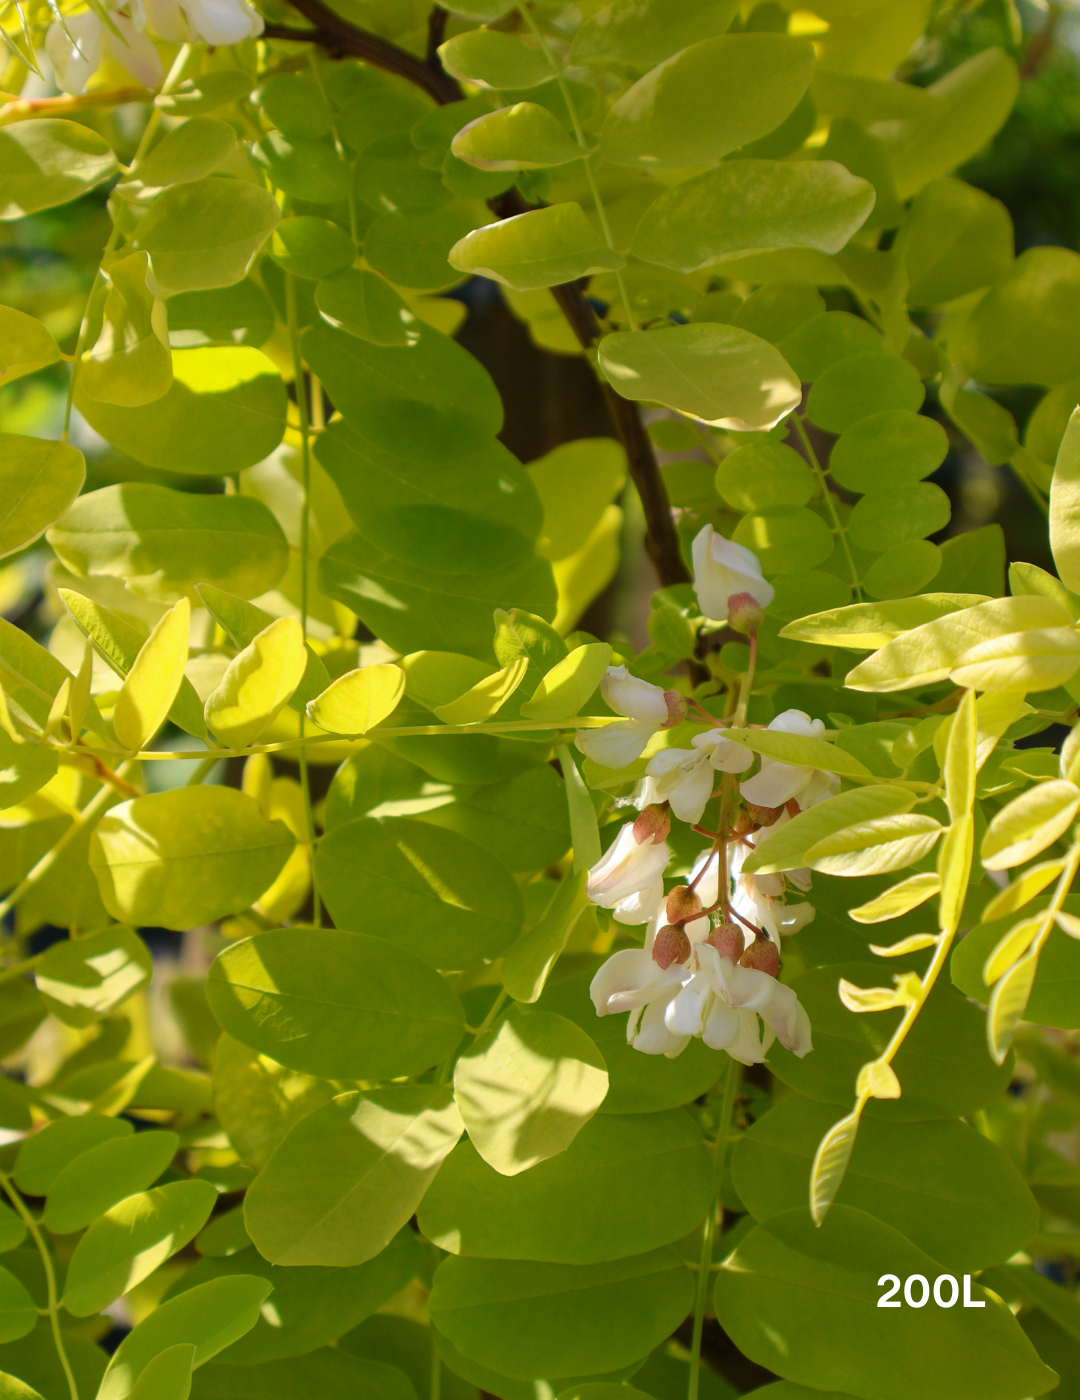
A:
[740,938,779,978]
[728,591,764,636]
[746,801,785,827]
[666,884,703,925]
[705,922,744,962]
[652,924,691,970]
[733,809,758,837]
[633,802,671,845]
[785,798,801,817]
[660,690,688,729]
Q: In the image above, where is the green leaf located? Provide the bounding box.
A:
[952,895,1080,1030]
[0,1372,45,1400]
[0,730,56,808]
[452,104,584,170]
[307,664,406,734]
[1051,407,1080,593]
[42,1128,178,1234]
[879,48,1019,199]
[212,1035,338,1172]
[528,439,626,563]
[733,1094,1039,1272]
[0,309,61,388]
[244,1086,463,1266]
[0,119,117,219]
[205,617,307,749]
[252,133,352,204]
[0,1270,36,1343]
[34,924,152,1029]
[431,658,528,725]
[48,483,289,601]
[768,962,1011,1119]
[421,1106,713,1262]
[0,436,84,561]
[958,247,1080,388]
[731,506,834,575]
[723,728,873,784]
[449,204,623,291]
[862,541,943,600]
[429,1249,694,1379]
[98,1276,274,1400]
[316,817,522,969]
[315,269,414,345]
[439,30,553,89]
[847,482,951,551]
[363,206,476,292]
[501,869,589,1003]
[194,584,329,712]
[155,71,256,114]
[190,1351,414,1400]
[116,116,237,204]
[13,1115,131,1195]
[313,418,541,574]
[166,282,275,350]
[450,1009,608,1177]
[715,1206,1055,1400]
[89,787,295,930]
[206,927,466,1078]
[895,177,1014,307]
[112,597,190,751]
[599,324,800,432]
[303,324,501,466]
[75,346,287,476]
[520,644,612,720]
[715,441,814,512]
[128,1346,194,1400]
[600,35,814,169]
[62,1179,217,1316]
[271,218,355,282]
[571,0,740,66]
[131,177,281,295]
[258,73,332,139]
[164,1227,418,1362]
[805,352,924,433]
[829,410,949,493]
[538,965,724,1114]
[634,161,874,274]
[319,531,556,662]
[61,588,206,738]
[778,310,884,382]
[778,592,990,648]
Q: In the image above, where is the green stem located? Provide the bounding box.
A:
[184,753,220,787]
[471,988,508,1041]
[61,43,191,441]
[0,1170,77,1400]
[0,774,123,923]
[515,2,637,330]
[792,413,862,602]
[688,1061,739,1400]
[285,270,322,927]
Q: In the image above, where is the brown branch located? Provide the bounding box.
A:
[270,0,689,588]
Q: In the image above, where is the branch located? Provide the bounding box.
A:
[269,0,689,587]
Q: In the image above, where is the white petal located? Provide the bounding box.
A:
[702,1000,739,1051]
[740,759,810,808]
[181,0,262,43]
[590,948,680,1015]
[800,768,841,808]
[586,825,670,908]
[709,738,754,773]
[725,1008,770,1064]
[692,524,774,621]
[45,14,104,95]
[577,717,657,769]
[776,901,815,935]
[665,976,711,1037]
[632,995,689,1056]
[143,0,197,38]
[768,708,824,738]
[107,15,163,88]
[613,877,666,925]
[600,665,669,724]
[688,847,721,909]
[669,758,714,825]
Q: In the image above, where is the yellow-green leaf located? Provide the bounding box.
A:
[987,951,1039,1063]
[848,872,941,924]
[433,657,529,725]
[305,663,405,736]
[981,779,1080,870]
[112,597,190,753]
[809,1108,861,1225]
[0,306,61,386]
[981,859,1066,922]
[983,914,1043,985]
[205,617,306,749]
[868,933,939,958]
[945,688,977,821]
[937,813,974,933]
[804,813,942,876]
[855,1060,901,1099]
[779,593,989,648]
[948,626,1080,693]
[1050,405,1080,594]
[81,251,172,409]
[520,643,613,721]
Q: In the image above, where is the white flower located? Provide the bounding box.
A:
[590,928,812,1064]
[585,820,670,925]
[644,729,753,825]
[177,0,263,43]
[729,832,815,945]
[577,665,683,770]
[739,708,841,812]
[692,524,774,624]
[46,7,162,95]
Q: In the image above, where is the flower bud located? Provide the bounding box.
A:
[733,809,758,838]
[666,883,703,925]
[727,591,764,635]
[740,937,780,978]
[746,801,785,827]
[634,802,671,845]
[705,922,744,962]
[652,924,691,970]
[786,798,802,817]
[660,690,688,729]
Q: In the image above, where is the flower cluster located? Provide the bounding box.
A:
[585,524,821,1067]
[46,0,263,96]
